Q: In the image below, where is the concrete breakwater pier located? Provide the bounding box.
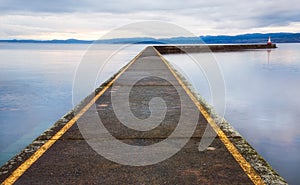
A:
[0,45,286,184]
[154,44,277,54]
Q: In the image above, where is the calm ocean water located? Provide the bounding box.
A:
[164,43,300,184]
[0,43,299,184]
[0,43,144,165]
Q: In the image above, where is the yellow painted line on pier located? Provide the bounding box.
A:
[153,47,265,185]
[1,48,145,185]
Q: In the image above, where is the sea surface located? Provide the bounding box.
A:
[0,43,144,165]
[0,43,299,184]
[164,43,300,184]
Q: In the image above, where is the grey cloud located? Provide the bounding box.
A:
[242,1,300,27]
[1,0,300,25]
[0,0,89,13]
[0,0,300,39]
[0,0,239,14]
[253,10,300,27]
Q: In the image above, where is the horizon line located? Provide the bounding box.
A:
[1,32,299,42]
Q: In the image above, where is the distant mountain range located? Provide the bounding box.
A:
[1,33,300,44]
[201,33,300,43]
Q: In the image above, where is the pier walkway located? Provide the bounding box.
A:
[1,46,284,184]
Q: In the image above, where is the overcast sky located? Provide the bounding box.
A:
[1,0,300,40]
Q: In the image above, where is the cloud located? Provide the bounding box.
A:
[0,0,87,13]
[255,10,300,27]
[0,0,300,39]
[0,0,224,14]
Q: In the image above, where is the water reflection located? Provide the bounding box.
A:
[267,49,271,64]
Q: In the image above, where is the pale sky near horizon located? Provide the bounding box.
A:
[1,0,300,40]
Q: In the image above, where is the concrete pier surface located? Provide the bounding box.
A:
[0,46,286,185]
